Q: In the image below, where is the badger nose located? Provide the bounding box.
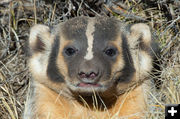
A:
[78,66,100,83]
[78,71,99,79]
[77,60,101,83]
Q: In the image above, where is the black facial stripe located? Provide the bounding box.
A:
[47,35,64,82]
[117,34,135,82]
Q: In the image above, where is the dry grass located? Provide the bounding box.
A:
[0,0,180,119]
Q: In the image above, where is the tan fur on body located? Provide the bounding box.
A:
[27,81,148,119]
[24,17,157,119]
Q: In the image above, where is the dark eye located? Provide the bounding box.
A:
[65,47,77,56]
[104,48,117,57]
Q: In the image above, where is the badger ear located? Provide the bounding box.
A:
[28,24,52,55]
[28,24,54,82]
[127,23,155,77]
[128,23,152,51]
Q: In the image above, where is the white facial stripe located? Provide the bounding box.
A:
[84,19,95,60]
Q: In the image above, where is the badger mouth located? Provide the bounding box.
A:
[65,79,116,95]
[78,82,102,87]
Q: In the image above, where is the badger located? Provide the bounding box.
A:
[24,16,159,119]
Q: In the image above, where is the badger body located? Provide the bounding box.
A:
[24,16,158,119]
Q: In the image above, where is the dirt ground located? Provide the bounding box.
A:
[0,0,180,119]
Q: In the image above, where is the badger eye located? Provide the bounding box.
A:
[104,48,117,57]
[65,47,77,56]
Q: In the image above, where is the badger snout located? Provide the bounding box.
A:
[77,60,102,84]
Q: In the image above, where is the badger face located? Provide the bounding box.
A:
[57,17,132,94]
[28,17,155,95]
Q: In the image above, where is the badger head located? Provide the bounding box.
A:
[28,17,157,96]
